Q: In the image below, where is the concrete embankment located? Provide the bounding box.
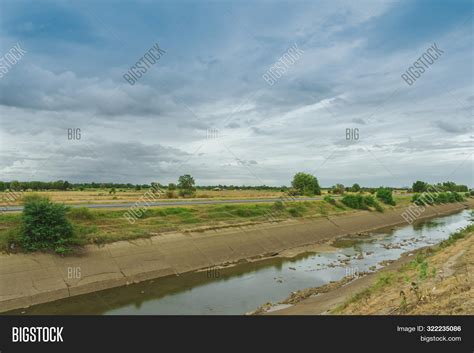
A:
[0,201,472,313]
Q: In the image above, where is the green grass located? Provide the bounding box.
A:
[331,221,473,314]
[0,196,415,252]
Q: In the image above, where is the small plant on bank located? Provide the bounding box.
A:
[323,195,336,205]
[20,196,78,254]
[376,188,395,205]
[272,200,285,211]
[68,207,96,220]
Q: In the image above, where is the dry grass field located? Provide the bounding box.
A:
[0,188,411,206]
[0,189,287,206]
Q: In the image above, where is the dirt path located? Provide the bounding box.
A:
[0,201,471,313]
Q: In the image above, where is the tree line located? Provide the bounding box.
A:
[0,176,469,194]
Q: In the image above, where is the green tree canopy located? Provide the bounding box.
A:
[412,180,428,193]
[351,183,361,192]
[291,172,321,196]
[178,174,196,197]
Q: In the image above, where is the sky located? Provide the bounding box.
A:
[0,0,472,187]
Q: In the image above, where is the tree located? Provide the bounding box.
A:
[168,183,177,191]
[178,174,196,197]
[291,172,321,196]
[10,180,21,191]
[351,183,361,192]
[412,180,428,193]
[331,184,345,194]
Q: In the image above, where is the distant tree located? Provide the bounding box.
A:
[0,181,5,192]
[412,180,428,193]
[331,184,345,194]
[168,183,177,191]
[291,172,321,196]
[10,180,21,191]
[351,183,361,192]
[109,188,116,195]
[178,174,196,197]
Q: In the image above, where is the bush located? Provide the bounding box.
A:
[342,194,366,209]
[376,188,395,205]
[363,195,384,212]
[288,207,303,217]
[331,184,345,194]
[412,191,464,206]
[341,195,383,212]
[273,200,285,210]
[450,191,464,202]
[436,192,449,203]
[20,197,75,253]
[166,190,176,198]
[68,207,96,220]
[324,195,336,205]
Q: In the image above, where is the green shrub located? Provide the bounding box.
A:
[323,195,336,205]
[341,195,383,212]
[364,196,384,212]
[435,192,449,203]
[68,207,96,220]
[341,194,366,209]
[451,191,464,202]
[288,205,305,217]
[376,188,395,205]
[20,197,75,253]
[166,190,176,198]
[273,200,285,210]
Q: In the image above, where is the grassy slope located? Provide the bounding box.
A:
[332,222,474,315]
[0,195,412,251]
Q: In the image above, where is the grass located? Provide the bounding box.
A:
[0,194,415,252]
[0,200,351,251]
[0,189,288,206]
[331,221,474,314]
[0,189,414,206]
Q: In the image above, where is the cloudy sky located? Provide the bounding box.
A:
[0,0,472,187]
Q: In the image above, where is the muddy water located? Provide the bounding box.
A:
[9,210,472,315]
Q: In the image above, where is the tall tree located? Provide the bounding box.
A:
[291,172,321,196]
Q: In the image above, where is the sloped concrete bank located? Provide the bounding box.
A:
[1,201,472,313]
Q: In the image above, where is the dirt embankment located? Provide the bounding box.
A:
[264,227,473,316]
[0,200,472,313]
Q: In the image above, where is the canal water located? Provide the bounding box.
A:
[8,209,472,315]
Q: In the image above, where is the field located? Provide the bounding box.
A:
[0,188,412,206]
[0,189,288,206]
